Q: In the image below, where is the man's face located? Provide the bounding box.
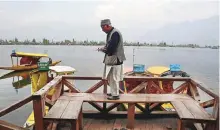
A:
[101,25,109,33]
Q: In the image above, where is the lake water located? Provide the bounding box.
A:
[0,45,219,126]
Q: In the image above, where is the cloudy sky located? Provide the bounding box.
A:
[0,0,219,42]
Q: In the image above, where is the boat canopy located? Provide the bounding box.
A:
[11,52,48,57]
[147,66,170,75]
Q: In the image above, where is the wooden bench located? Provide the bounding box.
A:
[57,93,216,130]
[44,99,83,130]
[171,100,216,130]
[60,93,194,129]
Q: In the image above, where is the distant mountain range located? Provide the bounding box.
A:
[140,16,219,46]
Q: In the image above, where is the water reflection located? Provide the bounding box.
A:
[0,70,32,91]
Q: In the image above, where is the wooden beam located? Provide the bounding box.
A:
[129,82,147,93]
[88,102,103,112]
[213,99,219,119]
[0,95,32,117]
[191,79,219,98]
[85,80,104,93]
[151,81,166,93]
[0,120,28,130]
[149,82,188,111]
[62,76,102,80]
[106,103,120,113]
[62,79,81,93]
[33,76,62,98]
[200,99,215,108]
[135,103,146,113]
[124,76,191,82]
[189,82,200,101]
[50,82,63,102]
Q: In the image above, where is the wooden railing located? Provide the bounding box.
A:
[0,75,219,130]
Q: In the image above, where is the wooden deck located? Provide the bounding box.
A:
[0,76,219,130]
[57,117,178,130]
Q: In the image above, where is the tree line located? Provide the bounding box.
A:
[0,38,219,49]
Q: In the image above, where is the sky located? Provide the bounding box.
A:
[0,0,219,42]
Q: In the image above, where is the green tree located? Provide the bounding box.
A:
[15,37,18,43]
[43,38,49,44]
[65,40,71,44]
[32,38,36,43]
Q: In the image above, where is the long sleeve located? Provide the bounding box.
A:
[106,32,120,56]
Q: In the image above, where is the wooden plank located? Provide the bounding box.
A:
[0,120,28,130]
[124,76,191,81]
[129,82,147,93]
[33,76,62,97]
[78,93,191,103]
[134,119,146,130]
[44,100,69,119]
[171,101,194,120]
[63,79,81,93]
[189,82,200,101]
[83,119,92,130]
[0,95,32,117]
[191,79,219,98]
[127,103,135,129]
[61,100,83,119]
[62,75,102,80]
[200,99,215,108]
[105,119,115,130]
[182,100,214,121]
[85,80,104,93]
[113,119,122,130]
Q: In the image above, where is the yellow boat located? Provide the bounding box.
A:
[0,51,61,71]
[23,66,76,128]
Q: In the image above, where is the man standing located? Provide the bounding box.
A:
[98,19,126,100]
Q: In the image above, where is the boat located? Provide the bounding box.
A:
[121,64,190,111]
[23,65,76,128]
[0,51,61,71]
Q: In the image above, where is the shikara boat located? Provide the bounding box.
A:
[121,65,190,111]
[0,51,61,71]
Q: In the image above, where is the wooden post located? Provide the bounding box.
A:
[33,96,44,130]
[103,80,107,111]
[78,108,83,130]
[11,56,14,66]
[177,119,184,130]
[127,103,135,129]
[72,120,79,130]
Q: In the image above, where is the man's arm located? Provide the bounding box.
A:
[106,32,120,56]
